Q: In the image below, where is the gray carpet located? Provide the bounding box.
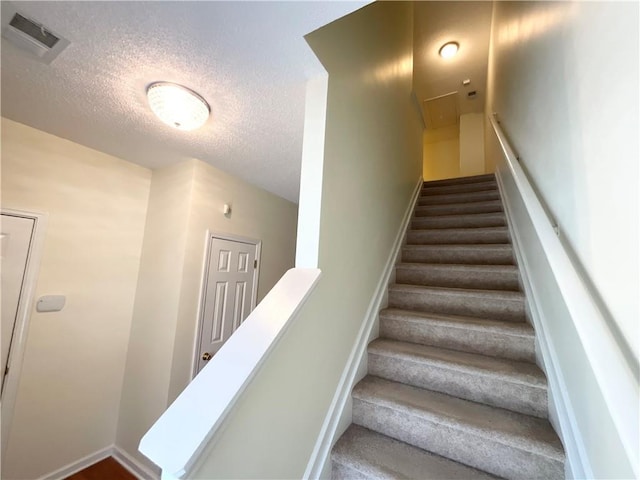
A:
[331,174,565,479]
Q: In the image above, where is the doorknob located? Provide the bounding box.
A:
[202,352,212,361]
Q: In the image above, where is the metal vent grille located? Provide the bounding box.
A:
[9,13,59,49]
[1,3,70,65]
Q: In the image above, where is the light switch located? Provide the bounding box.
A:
[36,295,65,313]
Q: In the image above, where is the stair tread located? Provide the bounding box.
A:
[353,376,564,461]
[369,339,545,387]
[414,200,503,216]
[409,226,508,234]
[422,174,496,187]
[379,308,534,337]
[390,283,525,300]
[413,212,505,221]
[403,244,513,251]
[333,425,498,480]
[420,180,497,196]
[418,192,500,207]
[397,263,519,274]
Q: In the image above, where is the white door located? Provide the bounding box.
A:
[196,236,259,374]
[1,214,35,393]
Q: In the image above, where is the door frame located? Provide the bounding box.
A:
[1,208,47,461]
[191,231,261,378]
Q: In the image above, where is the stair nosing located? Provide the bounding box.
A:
[421,180,497,192]
[412,211,505,220]
[408,226,509,233]
[419,190,499,199]
[397,262,519,273]
[403,243,513,249]
[415,199,503,207]
[390,283,525,300]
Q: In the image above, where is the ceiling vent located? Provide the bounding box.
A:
[1,2,69,64]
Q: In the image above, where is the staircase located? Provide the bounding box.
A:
[331,174,565,479]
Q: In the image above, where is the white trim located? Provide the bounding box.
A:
[139,268,322,478]
[36,445,112,480]
[296,73,328,269]
[490,114,638,477]
[113,445,160,480]
[191,231,262,379]
[1,208,48,463]
[303,175,423,479]
[495,171,592,480]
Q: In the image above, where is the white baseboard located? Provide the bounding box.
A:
[303,175,423,479]
[37,445,112,480]
[113,445,161,480]
[495,170,592,480]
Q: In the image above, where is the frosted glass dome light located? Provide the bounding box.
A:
[439,41,459,59]
[146,82,210,131]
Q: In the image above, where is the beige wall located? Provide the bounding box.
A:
[485,1,638,362]
[485,2,638,477]
[423,124,460,181]
[459,113,485,176]
[0,118,298,478]
[1,118,151,479]
[116,159,298,470]
[191,2,423,477]
[115,161,193,474]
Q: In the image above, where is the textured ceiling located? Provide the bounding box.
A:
[413,1,493,127]
[1,1,368,203]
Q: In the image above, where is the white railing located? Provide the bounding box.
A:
[490,114,639,477]
[138,268,322,479]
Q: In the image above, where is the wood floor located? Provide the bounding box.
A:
[65,457,136,480]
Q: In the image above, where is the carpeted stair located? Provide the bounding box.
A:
[331,174,565,479]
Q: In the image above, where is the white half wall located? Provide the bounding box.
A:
[296,73,328,269]
[188,2,423,478]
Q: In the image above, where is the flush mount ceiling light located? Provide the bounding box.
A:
[146,82,210,131]
[439,41,459,59]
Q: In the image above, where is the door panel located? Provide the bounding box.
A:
[196,236,258,374]
[1,215,35,392]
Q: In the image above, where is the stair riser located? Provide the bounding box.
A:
[402,247,515,265]
[388,289,526,323]
[412,214,506,230]
[368,354,547,418]
[396,267,520,291]
[353,400,564,480]
[421,181,497,196]
[418,191,500,206]
[415,201,503,217]
[407,229,510,245]
[423,174,495,187]
[379,317,535,362]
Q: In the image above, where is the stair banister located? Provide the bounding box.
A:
[138,268,322,479]
[489,114,639,477]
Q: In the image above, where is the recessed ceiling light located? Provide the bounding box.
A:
[146,82,210,131]
[439,42,459,59]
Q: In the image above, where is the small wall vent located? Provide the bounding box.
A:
[1,2,69,64]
